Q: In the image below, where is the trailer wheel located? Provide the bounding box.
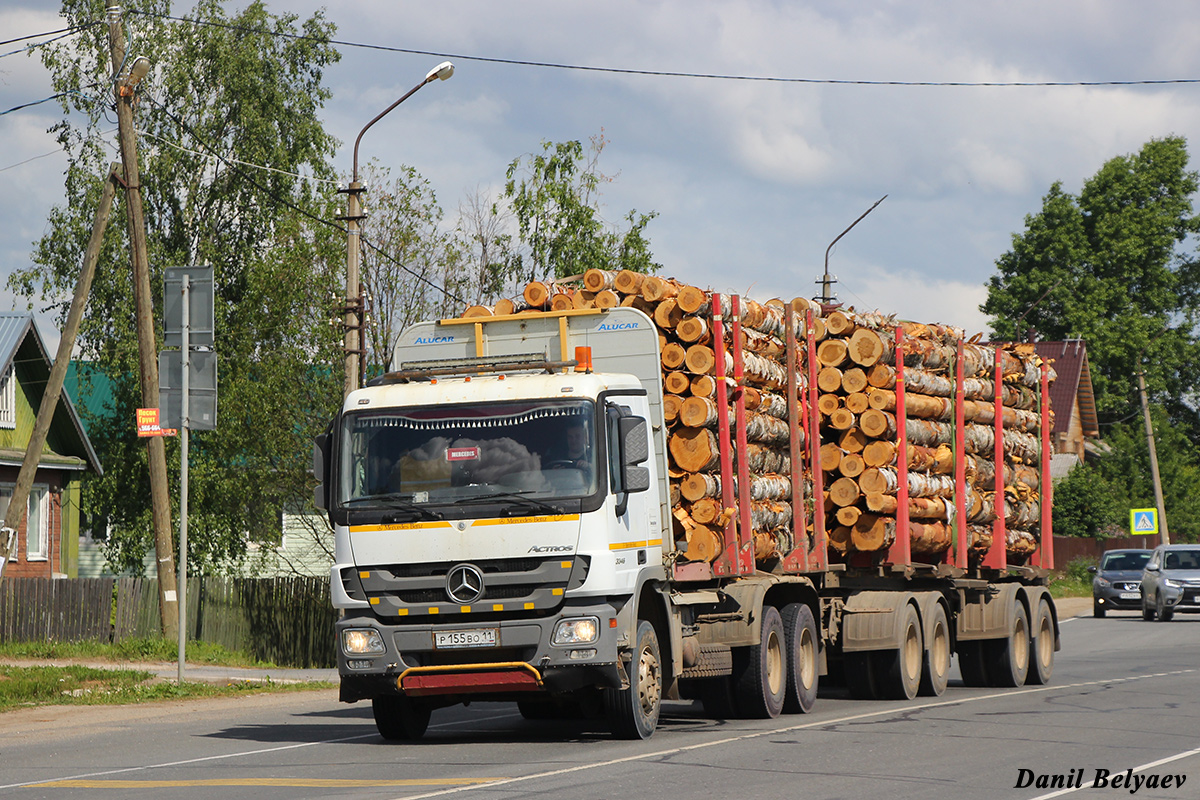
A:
[877,603,923,700]
[957,641,989,687]
[986,601,1030,687]
[733,604,786,718]
[781,603,819,713]
[845,652,879,700]
[604,620,662,739]
[919,602,950,697]
[372,695,431,741]
[1027,598,1055,686]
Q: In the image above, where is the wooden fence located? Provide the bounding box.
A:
[0,577,336,668]
[1052,534,1159,566]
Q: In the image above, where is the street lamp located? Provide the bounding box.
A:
[343,61,455,396]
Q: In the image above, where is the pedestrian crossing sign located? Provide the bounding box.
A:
[1130,508,1158,535]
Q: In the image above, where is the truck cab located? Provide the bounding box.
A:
[314,309,670,739]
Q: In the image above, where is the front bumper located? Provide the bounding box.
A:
[1158,584,1200,610]
[1093,579,1143,609]
[336,598,626,702]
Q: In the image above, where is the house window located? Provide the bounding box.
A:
[0,365,14,428]
[0,486,11,562]
[26,486,49,561]
[0,484,50,562]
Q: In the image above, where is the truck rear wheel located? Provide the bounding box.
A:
[781,603,818,714]
[986,602,1030,687]
[877,603,923,700]
[957,641,989,687]
[732,604,786,718]
[372,695,431,741]
[845,652,879,700]
[1027,598,1055,686]
[605,620,662,739]
[919,602,950,697]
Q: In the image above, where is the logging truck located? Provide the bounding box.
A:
[312,278,1060,741]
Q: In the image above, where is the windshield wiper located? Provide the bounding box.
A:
[458,490,564,516]
[342,493,444,521]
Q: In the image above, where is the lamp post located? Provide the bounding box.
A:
[343,61,454,396]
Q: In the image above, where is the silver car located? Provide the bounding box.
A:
[1140,545,1200,621]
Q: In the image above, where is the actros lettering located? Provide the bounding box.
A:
[528,545,574,553]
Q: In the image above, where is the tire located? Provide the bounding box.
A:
[1093,603,1106,618]
[986,601,1030,688]
[957,640,989,687]
[1154,592,1174,622]
[877,603,923,700]
[781,603,819,714]
[604,620,662,739]
[1141,593,1155,621]
[1027,598,1055,686]
[697,676,738,719]
[732,605,787,718]
[845,651,879,699]
[372,695,431,741]
[919,602,951,697]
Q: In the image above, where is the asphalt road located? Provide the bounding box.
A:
[2,600,1199,800]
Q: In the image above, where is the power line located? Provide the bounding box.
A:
[138,93,465,304]
[127,8,1200,88]
[0,24,92,48]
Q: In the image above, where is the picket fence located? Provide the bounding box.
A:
[0,577,336,668]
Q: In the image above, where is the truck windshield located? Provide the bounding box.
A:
[337,399,600,513]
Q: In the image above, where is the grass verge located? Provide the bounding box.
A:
[0,663,333,712]
[0,638,280,668]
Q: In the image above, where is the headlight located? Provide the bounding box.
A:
[1163,578,1180,588]
[553,617,599,646]
[342,628,386,655]
[1095,577,1110,587]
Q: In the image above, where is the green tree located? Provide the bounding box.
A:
[1051,464,1124,538]
[1089,410,1200,543]
[504,133,659,281]
[982,136,1200,421]
[9,0,345,571]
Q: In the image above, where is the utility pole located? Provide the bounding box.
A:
[107,5,179,638]
[0,164,120,580]
[1138,371,1170,546]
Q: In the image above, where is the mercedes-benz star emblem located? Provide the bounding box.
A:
[445,564,485,604]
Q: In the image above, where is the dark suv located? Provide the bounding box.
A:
[1140,545,1200,621]
[1089,549,1152,617]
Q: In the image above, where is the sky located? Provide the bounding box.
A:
[4,1,1200,348]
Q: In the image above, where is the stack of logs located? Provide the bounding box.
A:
[460,269,1053,568]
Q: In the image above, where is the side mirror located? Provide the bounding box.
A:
[1145,563,1160,572]
[1087,566,1097,574]
[617,416,650,494]
[312,431,330,511]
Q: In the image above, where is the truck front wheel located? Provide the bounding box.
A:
[605,620,662,739]
[372,695,431,741]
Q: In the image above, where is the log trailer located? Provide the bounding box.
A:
[312,292,1059,740]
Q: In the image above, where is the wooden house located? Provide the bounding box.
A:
[0,314,102,578]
